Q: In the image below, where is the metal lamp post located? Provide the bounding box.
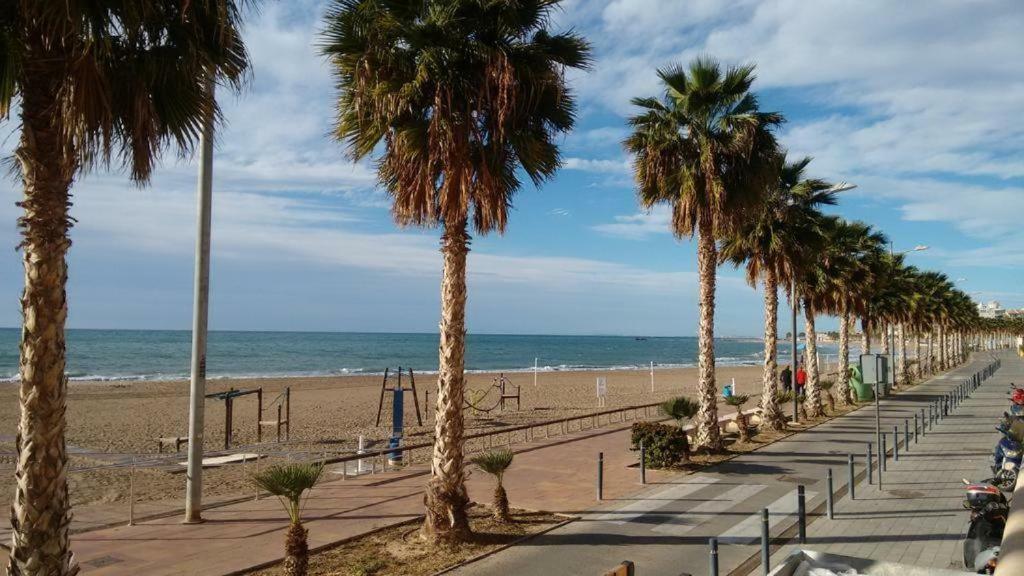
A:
[185,81,215,524]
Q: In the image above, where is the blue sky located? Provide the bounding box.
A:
[1,0,1022,337]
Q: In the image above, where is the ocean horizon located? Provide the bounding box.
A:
[0,328,834,382]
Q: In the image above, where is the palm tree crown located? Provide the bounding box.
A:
[322,0,591,233]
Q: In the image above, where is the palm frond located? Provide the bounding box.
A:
[471,449,514,478]
[660,396,699,421]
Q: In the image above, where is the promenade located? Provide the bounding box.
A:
[454,352,1008,576]
[0,352,1006,575]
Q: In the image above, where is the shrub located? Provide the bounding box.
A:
[631,422,690,468]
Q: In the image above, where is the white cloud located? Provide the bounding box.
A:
[592,205,672,240]
[563,157,631,174]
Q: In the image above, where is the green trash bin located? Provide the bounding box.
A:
[850,364,873,401]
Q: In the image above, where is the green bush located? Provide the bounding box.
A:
[630,422,690,468]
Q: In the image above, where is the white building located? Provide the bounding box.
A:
[978,300,1006,318]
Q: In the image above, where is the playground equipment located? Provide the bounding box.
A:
[205,387,261,449]
[376,367,423,465]
[463,373,522,414]
[258,387,291,443]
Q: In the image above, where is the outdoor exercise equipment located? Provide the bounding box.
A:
[375,367,423,427]
[463,373,522,413]
[258,387,291,443]
[205,387,263,450]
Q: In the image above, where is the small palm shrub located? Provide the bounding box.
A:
[820,380,836,412]
[471,449,514,522]
[631,422,690,467]
[660,396,700,424]
[252,463,324,576]
[724,394,752,441]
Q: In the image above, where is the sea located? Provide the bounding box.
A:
[0,328,834,382]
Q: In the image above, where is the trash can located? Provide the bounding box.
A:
[850,364,873,401]
[722,384,734,398]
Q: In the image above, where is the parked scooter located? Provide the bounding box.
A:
[991,423,1022,490]
[1008,383,1024,416]
[962,480,1008,574]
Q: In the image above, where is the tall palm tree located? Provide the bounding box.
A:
[322,0,590,542]
[624,57,782,451]
[252,463,324,576]
[719,156,837,429]
[825,221,886,405]
[1,4,252,574]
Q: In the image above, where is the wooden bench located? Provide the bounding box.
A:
[156,436,188,453]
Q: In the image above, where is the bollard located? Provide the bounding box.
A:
[826,468,834,520]
[597,452,604,501]
[640,441,646,485]
[797,485,807,543]
[709,537,719,576]
[893,425,899,461]
[867,442,873,485]
[881,433,887,471]
[848,454,856,500]
[904,419,910,451]
[761,508,770,575]
[915,412,920,442]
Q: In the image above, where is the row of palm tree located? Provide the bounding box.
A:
[627,58,1006,452]
[5,1,1018,568]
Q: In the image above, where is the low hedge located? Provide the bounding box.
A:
[630,422,690,468]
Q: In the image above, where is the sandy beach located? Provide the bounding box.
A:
[0,365,774,511]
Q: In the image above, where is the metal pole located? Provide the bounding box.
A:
[792,278,799,422]
[640,441,646,485]
[185,80,215,524]
[597,452,604,501]
[893,425,899,461]
[873,378,881,486]
[881,432,887,471]
[904,419,909,451]
[826,469,834,520]
[867,442,873,485]
[797,485,806,543]
[915,412,920,441]
[128,456,136,526]
[761,508,771,575]
[848,454,856,500]
[709,537,719,576]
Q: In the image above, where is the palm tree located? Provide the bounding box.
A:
[820,380,836,413]
[625,56,782,451]
[824,221,886,405]
[719,156,837,430]
[724,394,752,442]
[252,463,324,576]
[1,4,252,573]
[321,0,590,543]
[471,449,515,522]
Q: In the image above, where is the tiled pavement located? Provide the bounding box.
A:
[453,353,1008,576]
[771,351,1017,572]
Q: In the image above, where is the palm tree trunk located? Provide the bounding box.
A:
[914,331,923,379]
[422,222,471,543]
[803,302,823,417]
[861,318,871,355]
[283,521,309,576]
[881,323,890,355]
[938,326,946,370]
[492,483,510,522]
[898,324,908,387]
[759,269,786,430]
[838,310,853,406]
[692,218,722,452]
[8,50,79,576]
[928,328,936,374]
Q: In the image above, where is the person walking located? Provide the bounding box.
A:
[795,364,807,397]
[780,365,793,393]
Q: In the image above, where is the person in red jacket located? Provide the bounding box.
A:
[795,364,807,396]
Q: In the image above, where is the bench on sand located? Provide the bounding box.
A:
[156,436,188,453]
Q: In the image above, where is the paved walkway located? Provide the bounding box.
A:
[4,408,682,575]
[453,353,1006,576]
[771,350,1016,572]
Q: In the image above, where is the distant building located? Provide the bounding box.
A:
[978,300,1006,318]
